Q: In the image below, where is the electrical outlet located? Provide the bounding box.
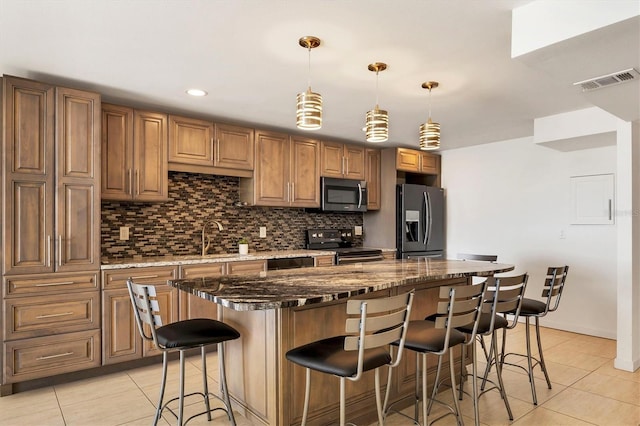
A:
[119,226,130,241]
[259,226,267,238]
[354,226,363,236]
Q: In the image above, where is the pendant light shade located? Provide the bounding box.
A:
[296,36,322,130]
[419,81,440,150]
[365,62,388,143]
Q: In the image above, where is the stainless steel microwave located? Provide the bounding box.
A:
[320,177,367,212]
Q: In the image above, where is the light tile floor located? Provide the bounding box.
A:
[0,325,638,425]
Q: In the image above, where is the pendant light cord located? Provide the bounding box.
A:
[307,46,312,89]
[375,70,380,108]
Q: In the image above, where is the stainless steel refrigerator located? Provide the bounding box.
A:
[396,184,445,259]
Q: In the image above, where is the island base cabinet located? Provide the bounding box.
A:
[218,277,469,426]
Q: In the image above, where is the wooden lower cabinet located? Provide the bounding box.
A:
[4,329,100,384]
[220,276,467,426]
[314,255,335,267]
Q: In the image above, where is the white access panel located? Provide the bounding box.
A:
[570,174,615,225]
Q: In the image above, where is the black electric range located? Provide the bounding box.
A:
[306,229,384,264]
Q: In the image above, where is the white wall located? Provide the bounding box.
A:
[442,137,617,338]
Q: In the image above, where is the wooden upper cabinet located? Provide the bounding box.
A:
[101,104,168,202]
[214,123,254,171]
[247,130,290,206]
[134,110,168,202]
[239,131,320,208]
[395,147,440,176]
[3,77,100,275]
[320,141,365,180]
[395,148,420,172]
[168,115,213,167]
[365,148,381,211]
[290,136,320,207]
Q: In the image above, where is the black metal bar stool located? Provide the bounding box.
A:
[285,290,415,426]
[501,266,569,405]
[127,279,240,426]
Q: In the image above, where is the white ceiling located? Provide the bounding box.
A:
[1,0,637,151]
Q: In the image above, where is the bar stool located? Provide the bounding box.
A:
[387,282,487,426]
[285,290,414,426]
[127,279,240,426]
[455,274,528,424]
[501,266,569,405]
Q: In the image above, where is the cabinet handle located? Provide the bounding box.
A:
[47,235,52,268]
[127,169,133,195]
[291,182,295,202]
[609,199,612,221]
[36,281,75,287]
[37,352,73,361]
[345,158,349,175]
[135,170,140,196]
[287,182,290,202]
[57,235,62,267]
[130,274,160,280]
[342,157,346,174]
[36,312,74,319]
[215,138,219,161]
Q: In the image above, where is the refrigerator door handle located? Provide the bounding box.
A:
[423,192,430,245]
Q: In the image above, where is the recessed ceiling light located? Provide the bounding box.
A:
[186,88,208,97]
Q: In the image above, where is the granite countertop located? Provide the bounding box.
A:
[167,258,514,311]
[100,249,336,270]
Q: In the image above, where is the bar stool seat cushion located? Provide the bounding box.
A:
[455,313,508,334]
[402,320,466,353]
[517,298,547,316]
[285,336,391,377]
[156,318,240,349]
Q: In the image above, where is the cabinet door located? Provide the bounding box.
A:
[102,288,142,364]
[178,264,225,321]
[101,104,134,200]
[253,130,290,206]
[365,148,381,210]
[396,148,420,172]
[344,145,365,180]
[420,152,440,175]
[290,136,320,208]
[168,115,214,167]
[134,110,168,202]
[215,123,254,170]
[56,87,101,271]
[320,141,345,178]
[3,76,55,275]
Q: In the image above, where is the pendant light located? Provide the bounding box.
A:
[296,36,322,130]
[419,81,440,150]
[365,62,388,143]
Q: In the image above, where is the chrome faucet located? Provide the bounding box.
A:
[201,220,224,256]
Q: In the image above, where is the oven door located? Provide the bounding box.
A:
[321,177,367,212]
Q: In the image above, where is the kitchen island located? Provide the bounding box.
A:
[167,258,514,426]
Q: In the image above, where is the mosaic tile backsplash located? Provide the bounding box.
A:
[101,172,364,259]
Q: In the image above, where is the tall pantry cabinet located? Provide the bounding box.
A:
[1,76,101,392]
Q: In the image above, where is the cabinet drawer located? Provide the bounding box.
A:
[314,255,335,267]
[102,265,178,289]
[4,329,101,383]
[4,291,100,340]
[4,272,98,297]
[227,260,267,275]
[179,263,226,278]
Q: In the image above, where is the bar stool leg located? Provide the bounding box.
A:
[153,352,169,426]
[470,342,479,426]
[339,377,346,426]
[422,353,428,426]
[178,350,186,426]
[301,368,311,426]
[374,368,384,425]
[492,330,513,420]
[218,342,237,426]
[200,347,212,421]
[524,318,538,405]
[448,351,463,426]
[535,317,552,389]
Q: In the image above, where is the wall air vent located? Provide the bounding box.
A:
[573,68,640,92]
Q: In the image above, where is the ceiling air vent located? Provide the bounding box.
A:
[573,68,640,92]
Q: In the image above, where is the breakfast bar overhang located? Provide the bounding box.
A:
[167,258,514,426]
